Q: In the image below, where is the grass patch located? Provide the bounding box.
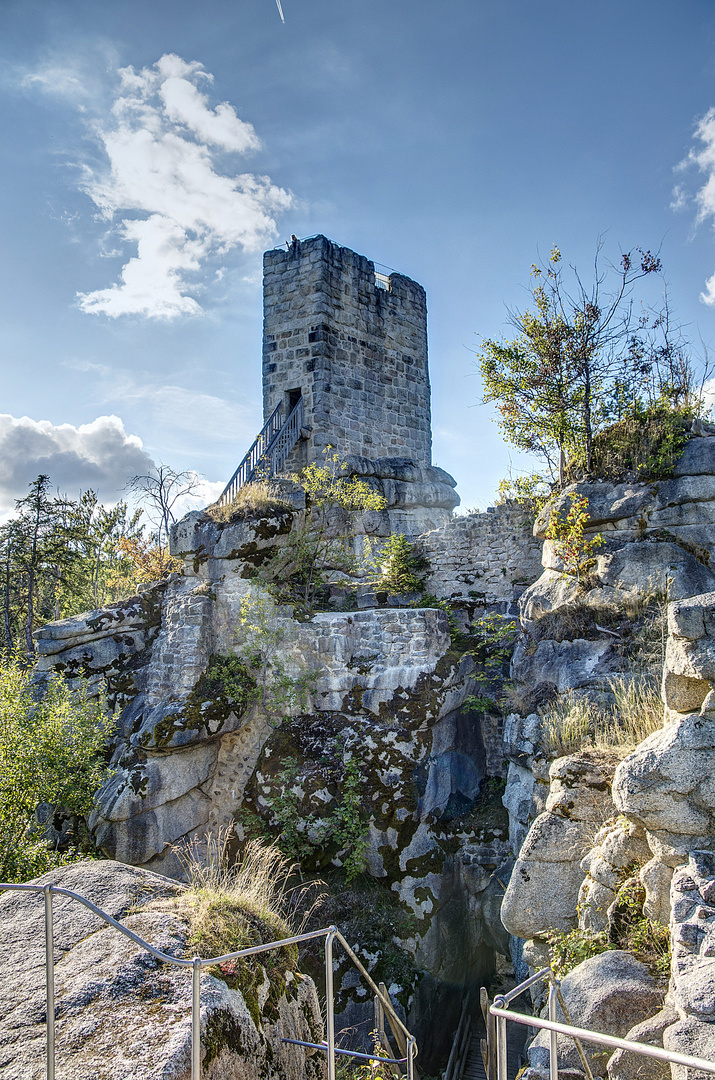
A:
[541,674,663,758]
[205,482,292,523]
[147,832,324,1023]
[530,591,667,656]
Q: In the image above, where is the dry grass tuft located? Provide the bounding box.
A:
[205,482,291,523]
[148,830,324,969]
[542,674,664,758]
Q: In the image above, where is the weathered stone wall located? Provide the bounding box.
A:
[417,504,543,604]
[262,235,431,466]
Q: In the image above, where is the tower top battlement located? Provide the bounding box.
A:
[262,235,432,469]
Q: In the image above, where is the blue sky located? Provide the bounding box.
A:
[3,0,715,518]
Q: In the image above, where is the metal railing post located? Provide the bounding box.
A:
[548,976,559,1080]
[325,928,336,1080]
[498,1014,507,1080]
[406,1036,416,1080]
[192,957,202,1080]
[43,884,55,1080]
[0,884,421,1077]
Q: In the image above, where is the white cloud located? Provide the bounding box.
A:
[0,414,156,517]
[0,413,228,524]
[677,108,715,305]
[71,53,292,319]
[69,359,259,442]
[21,65,89,100]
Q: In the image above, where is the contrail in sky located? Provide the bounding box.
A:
[275,0,285,22]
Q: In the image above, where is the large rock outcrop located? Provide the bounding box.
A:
[500,753,615,941]
[513,430,715,706]
[0,861,324,1080]
[609,590,715,922]
[34,502,515,1071]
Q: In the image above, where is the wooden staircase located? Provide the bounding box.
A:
[443,987,526,1080]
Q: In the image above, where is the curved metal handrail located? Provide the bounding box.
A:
[488,966,715,1080]
[0,880,416,1080]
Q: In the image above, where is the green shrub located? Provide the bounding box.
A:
[545,927,614,978]
[241,756,369,882]
[464,613,519,713]
[544,494,604,581]
[0,656,109,882]
[567,404,692,482]
[375,533,429,595]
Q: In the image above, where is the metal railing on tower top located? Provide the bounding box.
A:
[0,879,416,1080]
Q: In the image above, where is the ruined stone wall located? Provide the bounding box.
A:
[417,505,543,604]
[262,235,431,467]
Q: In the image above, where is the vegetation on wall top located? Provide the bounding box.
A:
[478,242,711,497]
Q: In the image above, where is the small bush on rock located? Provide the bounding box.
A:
[375,533,429,595]
[567,404,693,482]
[545,494,604,581]
[545,927,614,978]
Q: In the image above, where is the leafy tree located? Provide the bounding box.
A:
[0,655,109,881]
[0,479,150,653]
[115,534,182,587]
[8,476,77,654]
[477,243,696,486]
[57,491,144,613]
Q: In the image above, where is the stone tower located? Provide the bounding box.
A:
[262,235,432,468]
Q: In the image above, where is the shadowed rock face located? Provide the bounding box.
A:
[0,861,324,1080]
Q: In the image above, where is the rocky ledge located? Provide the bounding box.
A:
[0,860,323,1080]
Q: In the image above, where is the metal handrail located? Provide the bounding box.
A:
[489,966,715,1080]
[269,397,303,477]
[218,401,283,506]
[0,881,417,1080]
[217,398,305,507]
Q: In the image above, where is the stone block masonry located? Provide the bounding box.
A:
[417,504,543,604]
[262,235,432,468]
